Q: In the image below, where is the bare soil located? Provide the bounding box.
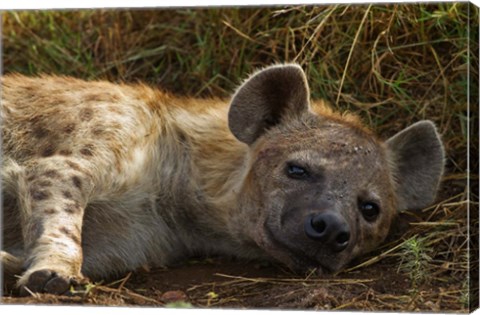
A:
[0,256,464,311]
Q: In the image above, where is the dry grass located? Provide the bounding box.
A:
[1,3,478,312]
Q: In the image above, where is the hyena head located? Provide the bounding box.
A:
[228,64,444,273]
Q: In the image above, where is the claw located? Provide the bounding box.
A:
[18,269,76,295]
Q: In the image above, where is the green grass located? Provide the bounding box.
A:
[3,6,475,107]
[398,236,433,289]
[3,5,472,151]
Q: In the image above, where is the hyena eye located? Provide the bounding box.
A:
[286,163,309,179]
[359,201,380,222]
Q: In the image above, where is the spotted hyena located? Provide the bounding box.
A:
[1,64,444,295]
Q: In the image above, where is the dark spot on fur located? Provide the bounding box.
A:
[177,129,188,144]
[80,144,94,157]
[33,127,49,138]
[30,188,51,201]
[79,108,94,121]
[63,123,76,134]
[59,226,70,234]
[92,125,105,136]
[64,204,78,214]
[64,200,82,214]
[44,170,60,178]
[28,115,42,125]
[59,149,73,156]
[40,144,56,157]
[72,176,82,190]
[62,190,73,199]
[44,208,57,215]
[59,226,80,245]
[28,219,44,241]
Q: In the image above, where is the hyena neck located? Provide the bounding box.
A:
[160,99,259,252]
[169,98,251,199]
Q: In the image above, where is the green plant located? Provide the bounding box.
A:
[398,236,434,289]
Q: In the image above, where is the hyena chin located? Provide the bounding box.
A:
[1,64,444,295]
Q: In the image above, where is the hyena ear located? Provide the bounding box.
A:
[386,120,445,211]
[228,64,310,145]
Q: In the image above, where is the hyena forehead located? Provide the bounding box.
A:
[259,118,385,166]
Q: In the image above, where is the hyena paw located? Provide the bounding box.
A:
[18,269,85,296]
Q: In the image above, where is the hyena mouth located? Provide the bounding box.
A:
[287,251,334,275]
[262,223,335,273]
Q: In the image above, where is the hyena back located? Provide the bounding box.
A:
[1,65,444,295]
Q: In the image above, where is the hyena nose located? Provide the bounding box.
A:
[304,212,350,252]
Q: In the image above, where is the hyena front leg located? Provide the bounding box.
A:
[17,156,94,295]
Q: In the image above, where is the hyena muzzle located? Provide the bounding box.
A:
[1,64,444,295]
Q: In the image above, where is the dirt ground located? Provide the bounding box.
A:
[0,255,465,311]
